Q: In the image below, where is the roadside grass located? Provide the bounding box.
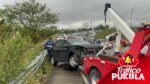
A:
[95,28,116,39]
[25,57,53,84]
[51,34,58,41]
[22,39,45,68]
[0,36,45,83]
[0,31,56,83]
[24,35,58,84]
[0,35,34,83]
[95,27,139,40]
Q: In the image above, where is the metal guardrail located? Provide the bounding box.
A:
[9,49,48,84]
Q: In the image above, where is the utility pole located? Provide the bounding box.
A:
[104,16,106,39]
[90,20,93,32]
[131,8,133,28]
[104,8,107,39]
[69,24,70,29]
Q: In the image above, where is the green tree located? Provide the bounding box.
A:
[3,0,58,42]
[4,0,58,29]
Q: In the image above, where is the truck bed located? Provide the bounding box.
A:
[98,55,119,63]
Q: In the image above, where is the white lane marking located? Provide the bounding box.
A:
[80,72,89,84]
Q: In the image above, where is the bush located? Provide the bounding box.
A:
[0,33,32,83]
[19,28,58,43]
[0,23,58,83]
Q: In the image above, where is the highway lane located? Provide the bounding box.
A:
[45,63,85,84]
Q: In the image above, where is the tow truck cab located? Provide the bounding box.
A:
[83,27,150,84]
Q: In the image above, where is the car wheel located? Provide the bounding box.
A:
[51,56,57,67]
[69,55,78,68]
[89,68,101,84]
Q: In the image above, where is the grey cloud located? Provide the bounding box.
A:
[0,0,150,28]
[38,0,150,26]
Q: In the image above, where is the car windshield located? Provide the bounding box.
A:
[68,39,91,45]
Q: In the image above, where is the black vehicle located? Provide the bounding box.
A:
[50,39,102,68]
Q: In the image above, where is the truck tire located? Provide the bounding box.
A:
[89,68,101,84]
[50,56,57,67]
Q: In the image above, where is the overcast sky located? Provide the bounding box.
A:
[0,0,149,29]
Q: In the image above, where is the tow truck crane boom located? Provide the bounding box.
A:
[104,3,147,54]
[104,3,135,43]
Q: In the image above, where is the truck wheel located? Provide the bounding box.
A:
[89,68,101,84]
[51,56,57,67]
[69,55,78,68]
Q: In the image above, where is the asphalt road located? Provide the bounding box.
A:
[45,63,85,84]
